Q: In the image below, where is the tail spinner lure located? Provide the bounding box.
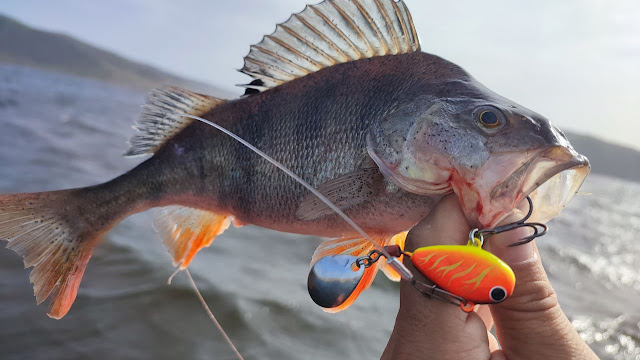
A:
[309,198,544,312]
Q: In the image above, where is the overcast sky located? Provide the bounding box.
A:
[2,0,639,150]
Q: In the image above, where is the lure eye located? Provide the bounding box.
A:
[489,286,507,303]
[475,106,506,131]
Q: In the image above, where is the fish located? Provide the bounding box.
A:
[408,243,516,311]
[0,0,589,319]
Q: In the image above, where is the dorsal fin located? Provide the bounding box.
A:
[240,0,420,92]
[125,87,225,157]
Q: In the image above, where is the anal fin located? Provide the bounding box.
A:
[154,206,232,269]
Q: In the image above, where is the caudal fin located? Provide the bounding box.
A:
[0,189,121,319]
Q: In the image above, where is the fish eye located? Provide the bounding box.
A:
[475,106,506,131]
[489,285,507,302]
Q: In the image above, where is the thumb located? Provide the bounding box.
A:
[382,195,491,360]
[487,227,598,359]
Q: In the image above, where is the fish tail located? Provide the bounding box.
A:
[0,86,226,319]
[0,183,135,319]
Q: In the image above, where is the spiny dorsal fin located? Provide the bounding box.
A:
[240,0,420,92]
[125,87,225,157]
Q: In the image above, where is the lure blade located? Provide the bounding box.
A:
[308,255,365,308]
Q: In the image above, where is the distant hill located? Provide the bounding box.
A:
[0,14,232,97]
[565,132,640,183]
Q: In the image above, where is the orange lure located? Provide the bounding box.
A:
[407,238,515,312]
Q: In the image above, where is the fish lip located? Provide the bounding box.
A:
[487,146,590,226]
[519,148,590,201]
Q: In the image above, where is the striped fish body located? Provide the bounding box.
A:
[145,53,454,237]
[411,245,515,305]
[0,0,442,318]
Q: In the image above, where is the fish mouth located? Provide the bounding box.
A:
[487,146,590,227]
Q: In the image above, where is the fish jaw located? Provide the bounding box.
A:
[451,145,590,228]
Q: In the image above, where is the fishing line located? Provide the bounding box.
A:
[166,265,244,360]
[184,269,245,360]
[167,267,181,285]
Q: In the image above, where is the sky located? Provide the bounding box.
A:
[2,0,639,150]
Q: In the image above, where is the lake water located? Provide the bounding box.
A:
[0,64,638,359]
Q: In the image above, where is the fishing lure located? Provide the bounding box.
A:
[309,197,545,312]
[402,198,545,311]
[404,230,515,312]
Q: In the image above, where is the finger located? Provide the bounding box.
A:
[404,195,469,251]
[401,195,471,328]
[382,195,491,360]
[487,224,598,359]
[489,349,508,360]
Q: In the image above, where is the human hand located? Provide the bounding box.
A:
[381,195,598,360]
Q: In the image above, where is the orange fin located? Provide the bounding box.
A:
[154,206,231,269]
[0,190,119,319]
[311,234,389,312]
[379,231,408,282]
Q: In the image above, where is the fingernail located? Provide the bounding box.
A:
[490,227,535,264]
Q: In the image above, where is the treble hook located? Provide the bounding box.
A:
[479,196,547,247]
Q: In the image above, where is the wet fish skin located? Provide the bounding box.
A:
[364,58,582,227]
[140,52,462,236]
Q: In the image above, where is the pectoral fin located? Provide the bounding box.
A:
[296,167,383,221]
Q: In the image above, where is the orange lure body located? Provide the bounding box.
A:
[410,242,515,311]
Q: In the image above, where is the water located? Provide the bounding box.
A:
[0,64,638,359]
